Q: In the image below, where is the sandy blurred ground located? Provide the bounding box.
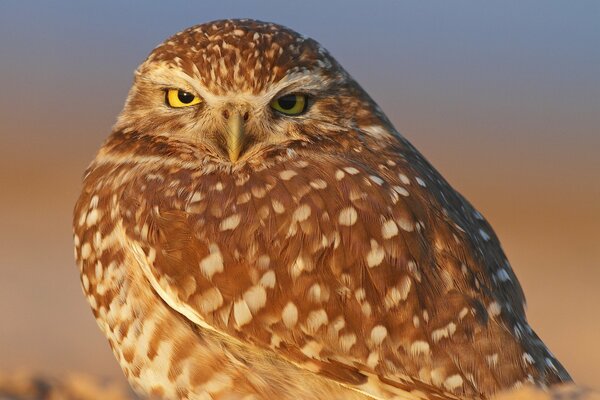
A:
[0,0,598,392]
[0,372,597,400]
[0,370,138,400]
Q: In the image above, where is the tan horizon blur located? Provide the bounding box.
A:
[1,1,598,390]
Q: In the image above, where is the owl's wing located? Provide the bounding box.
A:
[118,145,569,398]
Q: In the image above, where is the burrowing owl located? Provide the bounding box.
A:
[73,19,571,400]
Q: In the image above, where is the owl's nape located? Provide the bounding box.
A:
[74,19,571,400]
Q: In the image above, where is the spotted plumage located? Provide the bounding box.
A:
[73,19,571,400]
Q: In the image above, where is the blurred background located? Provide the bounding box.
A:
[0,0,598,391]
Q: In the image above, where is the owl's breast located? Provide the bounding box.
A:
[162,157,429,273]
[115,154,437,329]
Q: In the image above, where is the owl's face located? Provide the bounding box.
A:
[115,19,389,167]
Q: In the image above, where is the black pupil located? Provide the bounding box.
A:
[278,95,298,110]
[177,90,195,104]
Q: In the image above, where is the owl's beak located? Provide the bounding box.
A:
[225,112,245,163]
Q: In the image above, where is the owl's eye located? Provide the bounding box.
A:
[270,94,308,116]
[166,89,202,108]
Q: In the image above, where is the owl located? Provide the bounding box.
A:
[73,19,571,400]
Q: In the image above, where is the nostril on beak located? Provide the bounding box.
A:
[222,109,230,120]
[243,111,249,121]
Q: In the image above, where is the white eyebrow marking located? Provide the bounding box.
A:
[142,62,327,110]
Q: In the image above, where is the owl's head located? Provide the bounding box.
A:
[114,19,393,166]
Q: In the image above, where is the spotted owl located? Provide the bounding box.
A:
[73,19,571,400]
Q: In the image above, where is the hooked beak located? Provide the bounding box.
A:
[225,112,245,163]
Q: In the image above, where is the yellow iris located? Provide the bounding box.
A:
[166,89,202,108]
[270,94,307,115]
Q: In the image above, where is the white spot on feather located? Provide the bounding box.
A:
[86,209,100,226]
[233,299,253,327]
[381,219,398,239]
[305,309,328,334]
[393,186,410,197]
[293,204,312,221]
[197,287,223,313]
[259,270,276,288]
[384,287,402,309]
[301,341,323,359]
[479,228,491,241]
[339,333,357,352]
[366,239,385,267]
[545,357,558,371]
[243,285,267,314]
[410,341,430,356]
[367,351,379,368]
[443,374,464,391]
[487,353,499,368]
[431,322,456,342]
[290,255,311,279]
[488,301,502,317]
[307,283,329,303]
[397,217,414,232]
[398,276,412,299]
[81,243,91,259]
[309,179,327,189]
[237,192,251,204]
[497,268,512,282]
[369,175,384,185]
[523,352,535,365]
[199,244,224,279]
[220,213,241,231]
[89,195,99,208]
[370,325,388,345]
[279,170,297,180]
[361,125,388,137]
[338,207,358,226]
[431,368,445,386]
[282,302,298,328]
[272,199,285,214]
